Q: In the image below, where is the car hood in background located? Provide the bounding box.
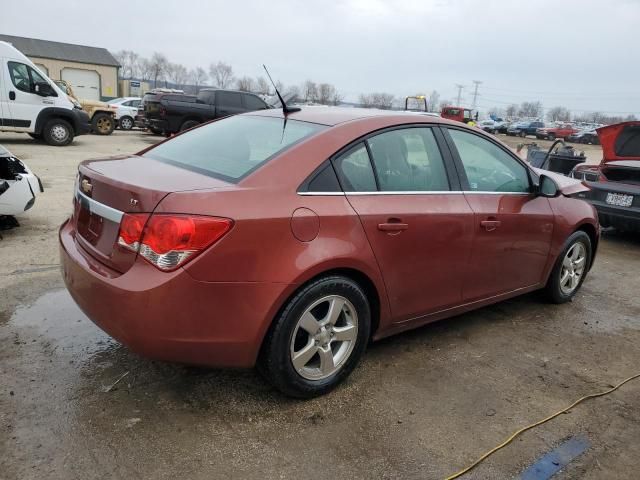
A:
[597,121,640,163]
[532,168,590,196]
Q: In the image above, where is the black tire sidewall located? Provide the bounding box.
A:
[43,118,73,146]
[546,231,592,303]
[261,276,371,398]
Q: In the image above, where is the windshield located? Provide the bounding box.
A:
[107,98,123,104]
[143,115,325,182]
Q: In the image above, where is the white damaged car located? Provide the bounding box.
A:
[0,144,43,231]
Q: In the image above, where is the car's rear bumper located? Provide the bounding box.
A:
[592,203,640,232]
[59,219,290,368]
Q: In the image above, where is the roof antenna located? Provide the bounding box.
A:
[263,64,300,115]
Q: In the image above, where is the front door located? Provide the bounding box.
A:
[332,127,474,322]
[4,60,53,131]
[444,127,554,301]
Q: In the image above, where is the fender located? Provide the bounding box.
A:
[34,107,87,135]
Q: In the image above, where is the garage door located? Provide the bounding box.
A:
[61,68,100,101]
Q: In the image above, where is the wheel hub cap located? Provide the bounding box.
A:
[290,295,358,380]
[559,242,586,295]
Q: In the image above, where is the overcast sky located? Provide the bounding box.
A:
[3,0,639,115]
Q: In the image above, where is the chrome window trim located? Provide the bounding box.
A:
[297,191,532,196]
[75,189,124,223]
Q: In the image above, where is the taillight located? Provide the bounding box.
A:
[117,214,232,271]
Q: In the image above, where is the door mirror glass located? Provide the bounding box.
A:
[34,82,54,97]
[538,174,559,197]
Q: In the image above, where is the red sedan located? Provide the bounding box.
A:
[60,108,599,397]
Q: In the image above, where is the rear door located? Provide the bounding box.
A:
[443,127,554,301]
[215,91,244,117]
[333,126,474,322]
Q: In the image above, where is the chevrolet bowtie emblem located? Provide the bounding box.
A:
[81,178,92,194]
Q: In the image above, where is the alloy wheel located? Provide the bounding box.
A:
[96,117,112,134]
[121,117,133,130]
[290,295,358,380]
[559,242,587,295]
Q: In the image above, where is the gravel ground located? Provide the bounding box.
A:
[0,129,638,480]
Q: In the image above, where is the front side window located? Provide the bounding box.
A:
[333,143,377,192]
[144,115,324,182]
[8,62,51,94]
[367,128,449,191]
[448,129,530,193]
[8,62,31,92]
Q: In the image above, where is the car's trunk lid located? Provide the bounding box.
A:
[598,121,640,162]
[73,155,232,273]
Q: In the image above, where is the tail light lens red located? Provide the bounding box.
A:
[117,213,232,271]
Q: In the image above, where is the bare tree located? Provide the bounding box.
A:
[518,101,543,118]
[149,52,169,88]
[114,50,140,79]
[236,76,255,92]
[166,63,188,89]
[317,83,338,105]
[255,76,271,95]
[330,89,343,106]
[359,92,394,109]
[505,104,518,118]
[547,106,572,122]
[302,80,318,103]
[209,61,234,88]
[428,90,440,112]
[372,93,395,109]
[359,94,375,108]
[189,67,208,93]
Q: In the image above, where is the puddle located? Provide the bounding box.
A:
[9,288,117,361]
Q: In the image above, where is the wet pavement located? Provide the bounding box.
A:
[1,132,639,479]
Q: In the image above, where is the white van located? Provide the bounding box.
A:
[0,41,90,146]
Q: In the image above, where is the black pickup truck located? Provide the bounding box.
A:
[146,88,270,135]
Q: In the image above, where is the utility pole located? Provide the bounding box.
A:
[471,80,482,110]
[455,84,464,106]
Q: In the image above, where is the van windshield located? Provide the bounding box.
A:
[143,115,325,182]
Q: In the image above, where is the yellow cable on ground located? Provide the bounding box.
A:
[444,372,640,480]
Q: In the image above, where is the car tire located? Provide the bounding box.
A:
[119,116,134,130]
[545,231,592,304]
[180,120,200,131]
[519,131,527,138]
[259,275,371,398]
[91,113,115,135]
[548,133,556,141]
[149,127,163,135]
[43,118,74,146]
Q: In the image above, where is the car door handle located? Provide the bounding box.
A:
[9,91,16,101]
[378,221,409,233]
[480,219,501,231]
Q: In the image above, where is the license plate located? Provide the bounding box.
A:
[605,192,634,207]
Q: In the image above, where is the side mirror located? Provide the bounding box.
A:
[34,82,54,97]
[537,174,560,198]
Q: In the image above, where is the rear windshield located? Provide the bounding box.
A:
[143,115,325,182]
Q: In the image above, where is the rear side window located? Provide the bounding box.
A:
[217,91,243,108]
[333,143,377,192]
[448,129,530,193]
[144,115,324,182]
[244,94,267,110]
[367,128,449,191]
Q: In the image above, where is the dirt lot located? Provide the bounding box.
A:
[1,130,638,480]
